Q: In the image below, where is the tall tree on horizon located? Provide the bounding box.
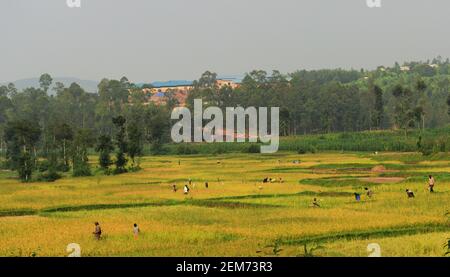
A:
[371,84,384,129]
[4,120,41,182]
[447,93,450,116]
[126,104,145,167]
[39,73,53,94]
[54,123,73,170]
[71,128,95,177]
[112,116,128,174]
[392,84,415,136]
[96,134,114,171]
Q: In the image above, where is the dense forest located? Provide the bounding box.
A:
[1,57,450,181]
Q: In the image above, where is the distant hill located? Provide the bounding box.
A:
[3,77,99,94]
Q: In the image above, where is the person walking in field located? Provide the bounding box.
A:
[133,223,140,239]
[93,222,102,240]
[406,189,415,198]
[428,175,435,192]
[172,184,178,192]
[205,181,209,189]
[184,184,190,195]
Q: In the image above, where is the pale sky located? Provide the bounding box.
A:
[1,0,450,83]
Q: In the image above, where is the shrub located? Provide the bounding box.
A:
[151,142,168,155]
[297,145,316,154]
[112,167,127,175]
[245,144,260,153]
[72,160,92,177]
[176,144,199,155]
[297,145,308,154]
[0,159,9,170]
[419,139,435,156]
[213,145,227,155]
[37,170,62,182]
[57,163,70,172]
[128,165,142,172]
[437,137,447,152]
[38,160,51,172]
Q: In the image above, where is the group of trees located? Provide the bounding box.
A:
[187,59,450,135]
[0,75,171,182]
[1,57,450,182]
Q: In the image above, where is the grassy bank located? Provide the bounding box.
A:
[143,127,450,155]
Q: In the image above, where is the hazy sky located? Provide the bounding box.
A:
[1,0,450,83]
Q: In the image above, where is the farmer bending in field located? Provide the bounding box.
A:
[428,175,435,192]
[354,193,361,201]
[184,184,190,195]
[93,222,102,240]
[205,181,209,189]
[172,184,177,192]
[406,189,415,198]
[365,187,373,198]
[311,198,320,208]
[133,223,140,239]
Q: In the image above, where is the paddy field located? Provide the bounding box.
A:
[0,152,448,257]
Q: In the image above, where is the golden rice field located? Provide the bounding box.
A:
[0,152,448,257]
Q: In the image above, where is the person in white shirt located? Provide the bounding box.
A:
[133,223,140,239]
